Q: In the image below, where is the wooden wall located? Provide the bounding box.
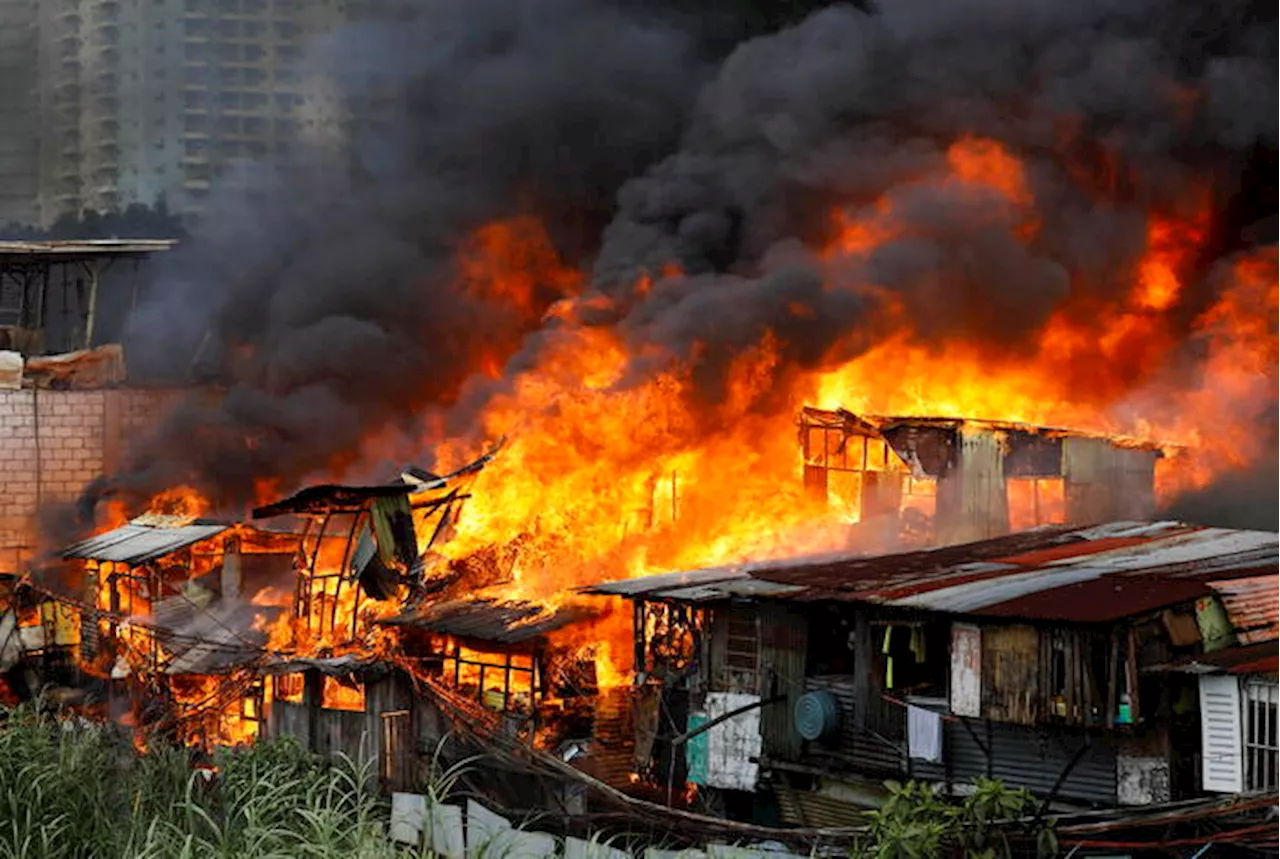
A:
[982,624,1040,725]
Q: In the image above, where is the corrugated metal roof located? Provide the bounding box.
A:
[381,597,599,644]
[156,600,282,675]
[1145,641,1279,676]
[0,239,176,259]
[656,578,807,603]
[61,521,230,564]
[586,521,1278,624]
[1210,576,1279,645]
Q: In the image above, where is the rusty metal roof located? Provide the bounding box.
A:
[60,520,230,564]
[380,597,600,645]
[1210,576,1279,645]
[586,522,1278,624]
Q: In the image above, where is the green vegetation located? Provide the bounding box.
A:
[0,705,1060,859]
[854,779,1059,859]
[0,705,424,859]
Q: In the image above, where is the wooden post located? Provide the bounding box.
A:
[634,600,646,675]
[852,608,871,731]
[82,263,100,349]
[304,669,323,753]
[1105,631,1119,726]
[1126,627,1139,721]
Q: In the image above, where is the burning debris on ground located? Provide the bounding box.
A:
[0,0,1276,850]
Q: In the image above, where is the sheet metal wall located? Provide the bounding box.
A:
[800,675,904,777]
[759,603,808,763]
[1063,438,1157,523]
[911,720,1118,805]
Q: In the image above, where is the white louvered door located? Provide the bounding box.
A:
[1199,674,1244,793]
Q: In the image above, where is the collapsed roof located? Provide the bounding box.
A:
[380,597,600,646]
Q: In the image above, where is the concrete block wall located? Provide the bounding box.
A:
[391,794,807,859]
[0,388,185,571]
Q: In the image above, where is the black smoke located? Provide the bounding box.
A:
[89,0,711,516]
[75,0,1277,530]
[581,0,1276,406]
[1163,438,1280,531]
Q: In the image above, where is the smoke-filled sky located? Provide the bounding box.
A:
[91,0,1277,532]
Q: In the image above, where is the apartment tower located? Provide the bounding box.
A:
[27,0,417,226]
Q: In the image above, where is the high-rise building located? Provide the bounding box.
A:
[29,0,417,226]
[0,0,39,227]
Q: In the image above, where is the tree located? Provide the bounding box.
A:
[0,200,186,241]
[856,778,1059,859]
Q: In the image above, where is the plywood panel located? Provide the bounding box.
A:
[982,624,1040,725]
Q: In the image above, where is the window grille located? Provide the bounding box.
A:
[1244,680,1278,792]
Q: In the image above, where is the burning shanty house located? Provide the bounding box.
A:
[248,472,637,798]
[587,521,1278,822]
[17,513,297,744]
[800,409,1164,546]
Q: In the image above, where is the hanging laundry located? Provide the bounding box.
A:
[909,625,926,663]
[907,705,943,763]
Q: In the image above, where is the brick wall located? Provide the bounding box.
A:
[0,388,187,572]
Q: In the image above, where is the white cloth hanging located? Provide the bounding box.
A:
[907,705,943,763]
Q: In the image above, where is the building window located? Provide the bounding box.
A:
[1006,476,1066,532]
[802,419,908,522]
[711,607,759,694]
[276,673,303,703]
[1244,680,1279,791]
[322,676,365,711]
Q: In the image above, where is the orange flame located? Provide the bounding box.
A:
[417,136,1275,684]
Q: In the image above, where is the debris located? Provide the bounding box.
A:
[23,343,126,389]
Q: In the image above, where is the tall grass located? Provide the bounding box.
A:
[0,704,430,859]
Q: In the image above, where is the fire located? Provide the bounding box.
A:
[418,135,1275,684]
[321,675,365,711]
[170,674,262,747]
[83,133,1274,719]
[143,486,211,520]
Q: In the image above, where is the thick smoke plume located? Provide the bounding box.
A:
[80,0,706,518]
[70,0,1277,537]
[585,0,1276,400]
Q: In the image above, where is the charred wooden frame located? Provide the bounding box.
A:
[633,599,703,681]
